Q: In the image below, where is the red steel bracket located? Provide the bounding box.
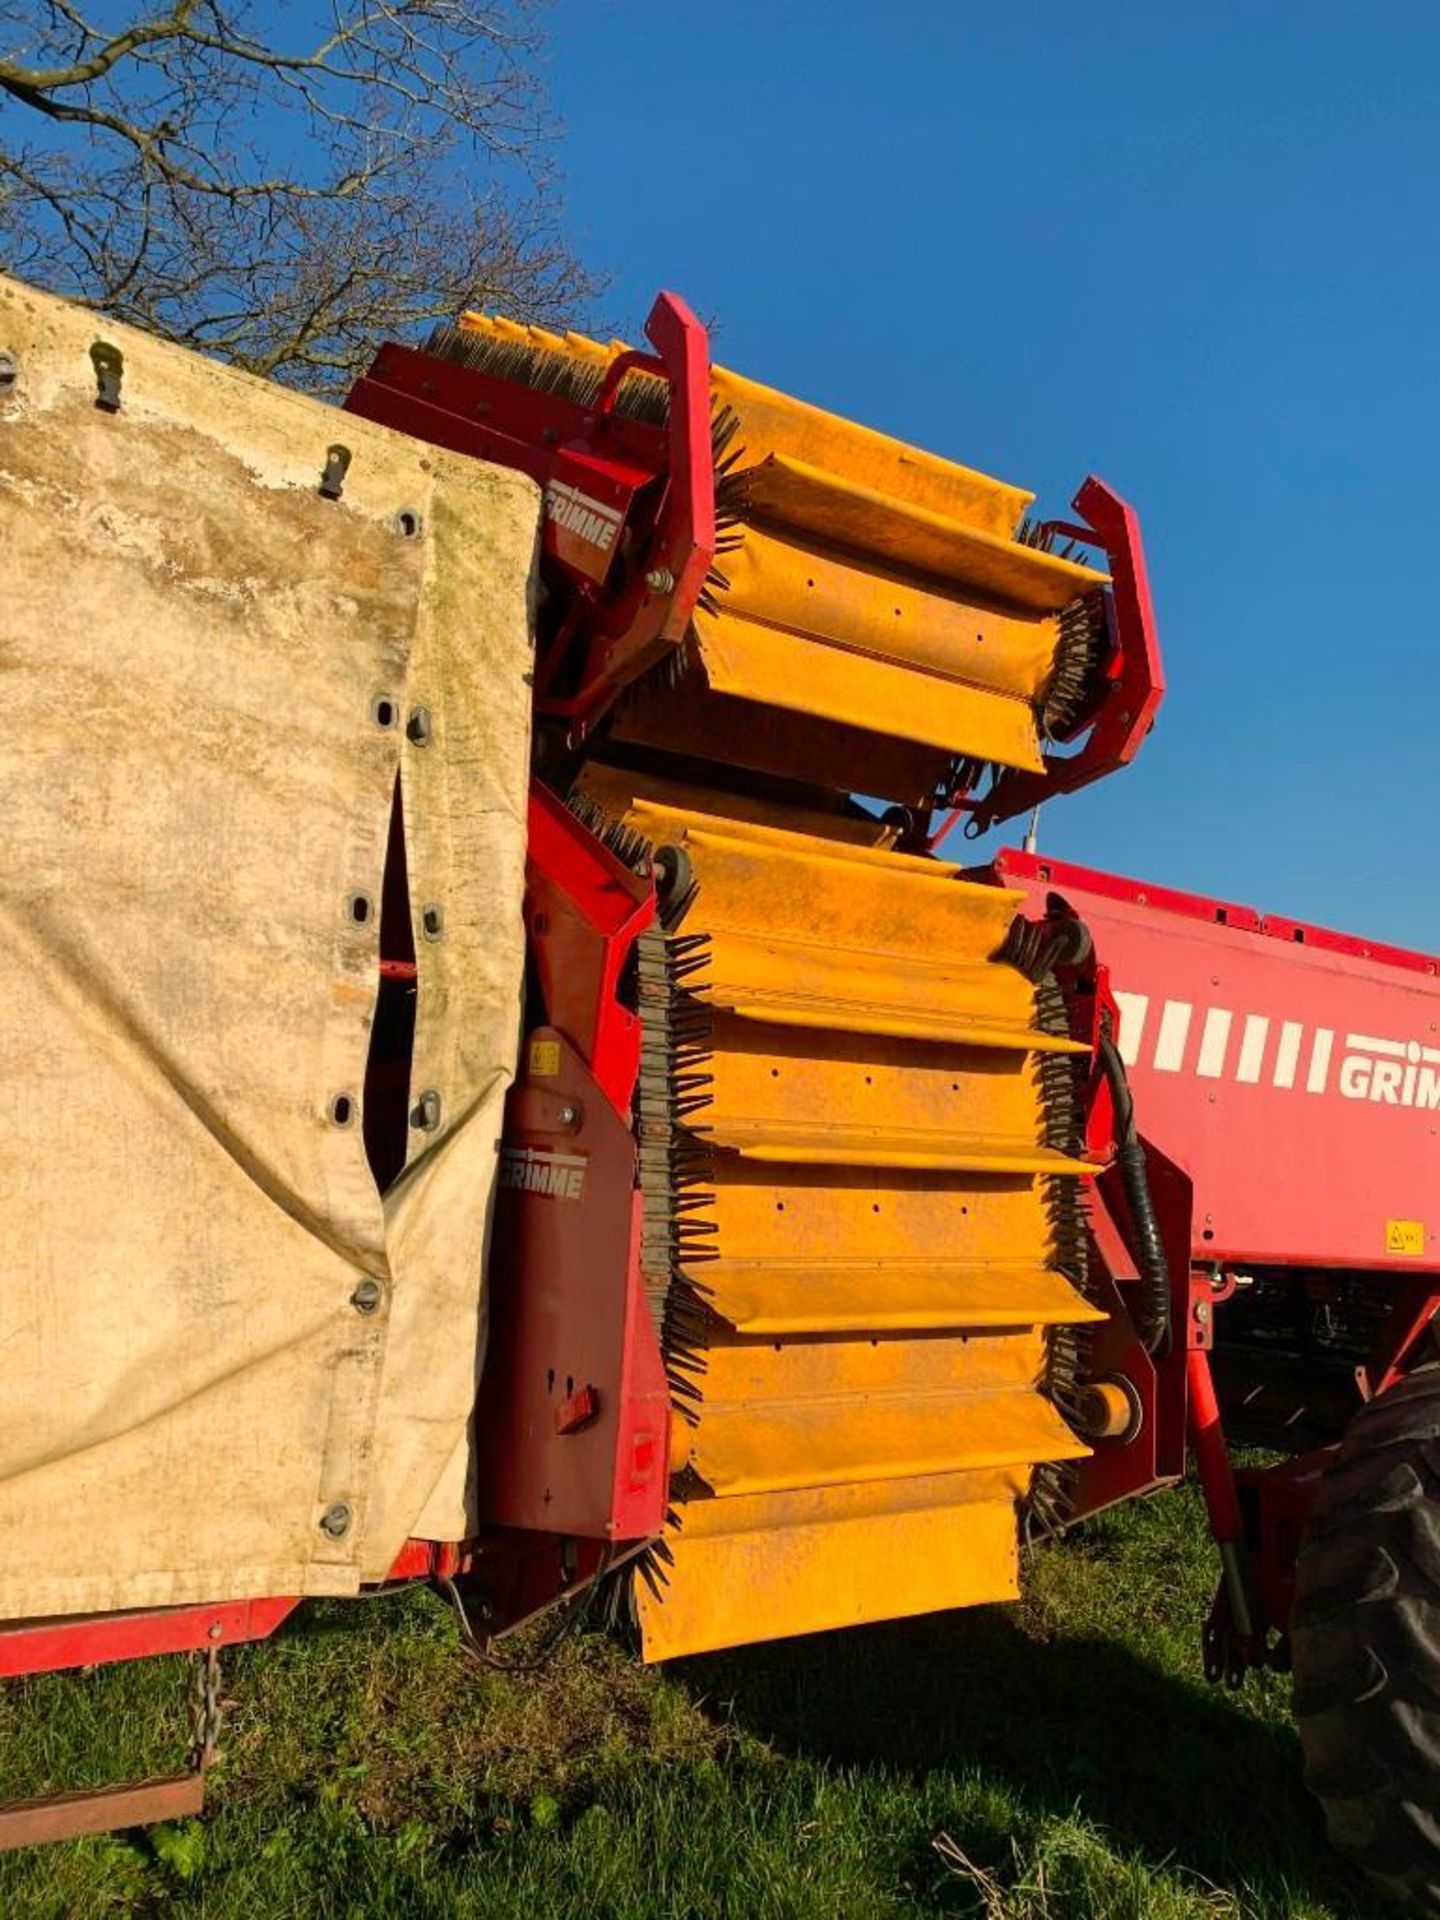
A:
[969,475,1165,832]
[0,1595,299,1681]
[524,782,654,1116]
[346,292,714,734]
[1358,1279,1440,1400]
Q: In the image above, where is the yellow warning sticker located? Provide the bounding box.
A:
[528,1038,561,1078]
[1386,1218,1427,1257]
[529,1038,562,1077]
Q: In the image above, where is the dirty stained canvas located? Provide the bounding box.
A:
[0,274,537,1617]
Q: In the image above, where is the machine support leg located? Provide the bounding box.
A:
[1187,1345,1255,1644]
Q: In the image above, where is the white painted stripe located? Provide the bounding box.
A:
[1236,1014,1270,1084]
[1347,1032,1407,1057]
[1307,1028,1334,1094]
[1111,991,1149,1067]
[1273,1021,1304,1089]
[1154,1000,1193,1073]
[1196,1008,1234,1079]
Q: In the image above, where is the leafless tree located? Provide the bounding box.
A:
[0,0,600,387]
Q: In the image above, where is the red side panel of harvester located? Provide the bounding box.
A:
[996,849,1440,1274]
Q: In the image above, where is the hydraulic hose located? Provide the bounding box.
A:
[1097,1031,1172,1359]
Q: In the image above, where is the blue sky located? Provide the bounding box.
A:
[542,3,1440,949]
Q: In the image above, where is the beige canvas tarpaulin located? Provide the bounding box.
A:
[0,274,538,1617]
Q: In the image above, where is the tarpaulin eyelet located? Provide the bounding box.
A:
[328,1092,357,1128]
[410,1088,442,1132]
[350,1278,384,1315]
[319,1502,352,1539]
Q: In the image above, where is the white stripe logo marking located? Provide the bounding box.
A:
[1196,1008,1234,1079]
[1235,1014,1270,1084]
[1154,1000,1192,1073]
[1107,1001,1440,1111]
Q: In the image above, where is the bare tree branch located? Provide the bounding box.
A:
[0,0,602,388]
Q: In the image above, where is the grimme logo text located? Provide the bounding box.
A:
[1113,994,1440,1110]
[545,481,621,554]
[500,1146,587,1201]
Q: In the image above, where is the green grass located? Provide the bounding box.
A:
[0,1484,1389,1918]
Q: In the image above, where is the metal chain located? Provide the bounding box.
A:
[186,1646,223,1774]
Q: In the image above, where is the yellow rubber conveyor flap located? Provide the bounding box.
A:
[620,384,1110,794]
[627,803,1089,1053]
[611,797,1102,1661]
[457,307,1111,806]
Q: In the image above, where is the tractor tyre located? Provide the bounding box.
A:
[1293,1365,1440,1915]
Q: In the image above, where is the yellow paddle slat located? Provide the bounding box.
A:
[701,1260,1107,1336]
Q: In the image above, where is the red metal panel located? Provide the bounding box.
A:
[475,1029,669,1541]
[525,783,653,1117]
[996,848,1440,1270]
[0,1596,298,1679]
[468,783,670,1544]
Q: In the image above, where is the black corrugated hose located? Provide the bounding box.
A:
[1096,1031,1172,1358]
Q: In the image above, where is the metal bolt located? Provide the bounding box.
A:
[319,443,352,500]
[406,706,433,747]
[350,1277,384,1315]
[0,352,16,388]
[207,1623,223,1641]
[645,567,676,594]
[557,1104,578,1126]
[319,1502,353,1539]
[90,340,123,412]
[1195,1301,1212,1325]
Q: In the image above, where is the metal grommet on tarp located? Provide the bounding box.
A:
[421,903,444,941]
[410,1088,442,1132]
[318,1502,352,1539]
[406,706,433,747]
[349,1278,384,1316]
[327,1092,357,1128]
